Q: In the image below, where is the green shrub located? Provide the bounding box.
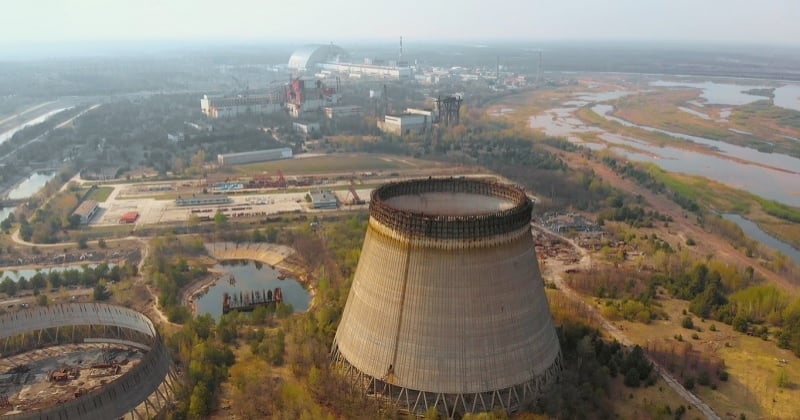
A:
[681,316,694,329]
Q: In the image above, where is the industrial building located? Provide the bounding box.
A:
[377,113,430,135]
[175,194,231,207]
[324,105,363,119]
[201,94,282,119]
[332,178,562,417]
[320,61,412,80]
[285,77,340,117]
[308,189,338,209]
[292,121,320,135]
[72,199,99,225]
[217,147,293,167]
[288,44,412,80]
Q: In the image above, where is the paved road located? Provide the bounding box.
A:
[535,224,721,420]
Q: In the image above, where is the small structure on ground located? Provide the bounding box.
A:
[72,199,99,225]
[308,189,338,209]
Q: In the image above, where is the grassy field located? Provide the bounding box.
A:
[232,154,441,175]
[85,186,114,202]
[614,89,738,140]
[609,375,696,420]
[609,297,800,419]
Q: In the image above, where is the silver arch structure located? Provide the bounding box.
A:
[0,303,178,420]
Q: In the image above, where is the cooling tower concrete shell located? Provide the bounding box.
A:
[332,178,562,417]
[0,304,178,420]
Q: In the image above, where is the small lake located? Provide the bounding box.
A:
[722,214,800,266]
[1,263,115,282]
[195,260,310,320]
[7,172,56,200]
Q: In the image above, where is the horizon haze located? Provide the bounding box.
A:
[1,0,799,60]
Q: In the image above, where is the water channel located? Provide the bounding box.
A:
[721,214,800,266]
[1,263,116,283]
[529,90,800,207]
[0,107,71,144]
[7,172,57,200]
[195,260,310,320]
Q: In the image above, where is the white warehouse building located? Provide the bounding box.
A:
[378,113,430,136]
[217,147,293,167]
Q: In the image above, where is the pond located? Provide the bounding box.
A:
[722,214,800,266]
[195,260,310,320]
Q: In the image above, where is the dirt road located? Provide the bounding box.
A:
[537,225,720,420]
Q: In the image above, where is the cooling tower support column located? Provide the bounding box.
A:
[332,178,562,417]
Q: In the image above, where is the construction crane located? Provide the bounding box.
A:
[276,170,287,189]
[346,179,365,205]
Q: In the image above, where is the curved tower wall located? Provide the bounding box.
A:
[332,179,561,416]
[0,303,177,420]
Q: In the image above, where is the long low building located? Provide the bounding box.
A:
[72,199,99,225]
[217,147,293,167]
[309,189,338,209]
[201,94,283,119]
[324,105,363,119]
[175,194,231,207]
[319,61,412,80]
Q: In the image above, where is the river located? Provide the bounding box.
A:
[6,172,57,200]
[722,214,800,266]
[0,107,72,144]
[530,103,800,206]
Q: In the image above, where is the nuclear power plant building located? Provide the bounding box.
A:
[288,44,412,80]
[332,178,562,417]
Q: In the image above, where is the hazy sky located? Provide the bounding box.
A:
[2,0,798,45]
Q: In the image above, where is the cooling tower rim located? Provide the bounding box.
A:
[369,177,532,239]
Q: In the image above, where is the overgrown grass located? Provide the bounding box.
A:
[755,197,800,224]
[85,186,114,202]
[735,100,800,130]
[232,154,437,175]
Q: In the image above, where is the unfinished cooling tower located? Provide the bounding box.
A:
[332,178,562,417]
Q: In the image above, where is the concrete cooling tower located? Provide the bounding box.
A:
[331,178,562,417]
